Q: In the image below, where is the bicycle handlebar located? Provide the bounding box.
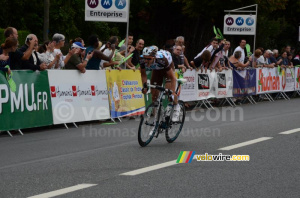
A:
[148,84,173,95]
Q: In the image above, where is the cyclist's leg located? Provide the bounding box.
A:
[150,70,164,102]
[165,67,178,105]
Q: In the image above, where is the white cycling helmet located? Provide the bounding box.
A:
[141,46,158,57]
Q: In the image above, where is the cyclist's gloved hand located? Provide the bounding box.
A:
[142,82,148,94]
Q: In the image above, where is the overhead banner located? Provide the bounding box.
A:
[85,0,129,22]
[215,70,233,98]
[295,67,300,91]
[106,70,145,118]
[224,14,256,35]
[0,71,53,131]
[48,70,110,124]
[256,68,282,94]
[233,69,256,97]
[281,68,295,92]
[180,70,197,101]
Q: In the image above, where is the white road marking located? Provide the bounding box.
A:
[279,128,300,135]
[218,137,273,151]
[120,160,178,176]
[27,184,97,198]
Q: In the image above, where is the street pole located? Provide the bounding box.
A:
[43,0,50,42]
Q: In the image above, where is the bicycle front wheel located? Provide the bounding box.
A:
[165,100,186,143]
[138,102,161,147]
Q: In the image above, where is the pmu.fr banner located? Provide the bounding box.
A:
[281,68,295,92]
[0,71,53,131]
[214,70,233,98]
[106,70,145,118]
[295,67,300,91]
[48,70,110,124]
[256,68,282,94]
[197,70,216,100]
[233,69,256,97]
[180,70,197,101]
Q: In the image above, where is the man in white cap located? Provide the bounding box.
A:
[65,42,93,73]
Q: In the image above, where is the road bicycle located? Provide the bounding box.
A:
[138,78,187,147]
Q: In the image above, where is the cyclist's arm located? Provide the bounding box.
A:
[141,68,147,85]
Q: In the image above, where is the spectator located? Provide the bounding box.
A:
[65,42,93,73]
[228,51,250,70]
[101,36,120,70]
[292,50,300,66]
[249,49,262,68]
[269,49,282,65]
[119,32,134,55]
[233,39,246,63]
[284,45,291,53]
[127,39,145,69]
[257,50,275,68]
[19,34,47,71]
[0,37,18,74]
[172,45,186,72]
[3,27,36,70]
[85,35,116,70]
[287,53,293,67]
[37,41,60,69]
[194,38,219,60]
[174,36,192,69]
[52,33,74,69]
[277,51,289,68]
[190,50,211,73]
[223,41,231,58]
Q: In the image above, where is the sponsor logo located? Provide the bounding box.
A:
[257,69,280,92]
[51,86,56,98]
[115,0,126,9]
[101,0,112,9]
[87,0,99,8]
[50,86,108,98]
[198,74,210,90]
[236,17,244,26]
[246,17,254,26]
[225,17,234,26]
[218,74,226,88]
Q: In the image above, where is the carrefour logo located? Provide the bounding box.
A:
[246,17,254,26]
[101,0,112,9]
[115,0,126,9]
[235,17,244,26]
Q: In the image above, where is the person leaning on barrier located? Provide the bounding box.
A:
[277,51,289,69]
[173,36,192,69]
[228,51,250,70]
[172,45,187,72]
[190,50,211,73]
[65,42,93,73]
[249,49,262,68]
[3,27,36,70]
[100,36,120,70]
[233,39,247,64]
[85,35,116,70]
[52,33,75,69]
[19,34,47,71]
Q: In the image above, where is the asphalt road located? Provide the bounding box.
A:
[1,98,300,198]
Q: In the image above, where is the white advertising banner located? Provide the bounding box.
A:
[256,68,282,94]
[223,15,256,35]
[295,67,300,91]
[180,70,197,101]
[281,68,295,92]
[48,70,110,124]
[85,0,129,22]
[214,70,233,98]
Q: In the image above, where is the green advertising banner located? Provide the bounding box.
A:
[0,71,53,131]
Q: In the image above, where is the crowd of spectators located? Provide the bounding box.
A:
[0,26,299,75]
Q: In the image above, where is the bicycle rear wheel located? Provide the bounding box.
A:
[138,102,161,147]
[165,100,186,143]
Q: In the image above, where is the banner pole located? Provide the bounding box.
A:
[253,4,258,56]
[124,0,131,69]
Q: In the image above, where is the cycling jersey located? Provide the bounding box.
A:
[140,50,172,70]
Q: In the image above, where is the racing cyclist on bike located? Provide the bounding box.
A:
[140,46,180,122]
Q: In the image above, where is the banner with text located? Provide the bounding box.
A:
[214,70,233,98]
[224,14,256,35]
[180,70,197,101]
[48,70,110,124]
[106,70,145,118]
[256,68,282,94]
[233,69,256,97]
[281,68,295,92]
[295,67,300,91]
[0,71,53,131]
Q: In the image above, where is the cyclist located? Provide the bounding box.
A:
[140,46,180,122]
